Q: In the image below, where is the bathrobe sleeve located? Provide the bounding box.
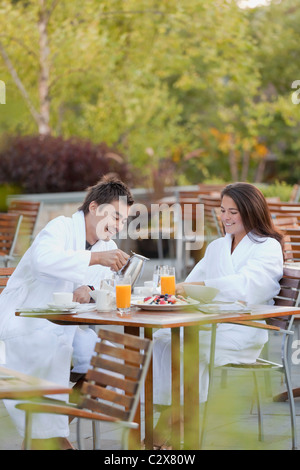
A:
[185,256,207,282]
[30,216,91,285]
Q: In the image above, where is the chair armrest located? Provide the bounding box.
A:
[15,401,138,427]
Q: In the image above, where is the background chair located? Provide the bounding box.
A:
[200,268,300,450]
[0,213,23,267]
[7,200,42,257]
[17,329,153,450]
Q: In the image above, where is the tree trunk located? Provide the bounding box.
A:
[228,134,239,181]
[38,0,51,135]
[241,150,250,181]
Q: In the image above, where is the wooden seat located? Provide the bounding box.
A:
[0,267,15,293]
[0,213,23,267]
[200,268,300,450]
[16,329,153,450]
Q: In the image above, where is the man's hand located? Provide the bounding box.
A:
[90,249,130,272]
[73,285,92,303]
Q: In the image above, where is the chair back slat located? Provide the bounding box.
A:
[98,329,149,351]
[84,383,134,407]
[95,341,145,365]
[7,200,42,256]
[82,397,130,421]
[82,382,134,409]
[0,213,23,264]
[90,355,141,379]
[80,329,153,425]
[85,369,137,394]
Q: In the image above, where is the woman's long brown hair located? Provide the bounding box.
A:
[221,182,284,249]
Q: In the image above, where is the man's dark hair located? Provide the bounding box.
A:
[78,175,134,215]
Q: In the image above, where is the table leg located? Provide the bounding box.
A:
[124,326,141,449]
[171,327,181,449]
[144,328,153,450]
[183,325,200,450]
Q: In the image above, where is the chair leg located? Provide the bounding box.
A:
[24,411,33,450]
[282,341,298,450]
[76,419,85,450]
[199,325,217,449]
[92,421,101,449]
[252,371,264,442]
[121,428,130,450]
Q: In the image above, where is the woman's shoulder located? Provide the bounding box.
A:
[249,233,282,253]
[207,235,230,249]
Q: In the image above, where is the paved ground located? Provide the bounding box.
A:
[1,259,300,450]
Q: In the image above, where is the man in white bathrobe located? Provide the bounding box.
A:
[0,176,134,448]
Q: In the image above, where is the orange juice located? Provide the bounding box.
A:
[116,284,131,309]
[160,275,176,295]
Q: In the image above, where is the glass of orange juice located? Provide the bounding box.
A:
[160,266,176,296]
[115,275,132,315]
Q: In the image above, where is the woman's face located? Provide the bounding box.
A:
[220,195,247,240]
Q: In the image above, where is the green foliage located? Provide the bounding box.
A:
[0,0,299,188]
[0,135,130,193]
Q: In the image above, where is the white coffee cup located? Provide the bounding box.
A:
[53,292,73,305]
[95,290,112,311]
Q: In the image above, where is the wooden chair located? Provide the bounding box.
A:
[16,329,153,450]
[200,268,300,450]
[289,184,300,203]
[273,216,299,229]
[197,183,226,195]
[198,194,222,231]
[284,235,300,262]
[7,200,42,256]
[0,267,15,293]
[0,213,23,267]
[212,207,225,237]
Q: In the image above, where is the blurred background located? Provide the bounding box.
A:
[0,0,299,206]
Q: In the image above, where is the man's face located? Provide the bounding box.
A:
[92,198,129,241]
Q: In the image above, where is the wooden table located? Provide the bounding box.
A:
[16,304,300,449]
[0,366,71,400]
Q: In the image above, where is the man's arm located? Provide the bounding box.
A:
[89,249,130,272]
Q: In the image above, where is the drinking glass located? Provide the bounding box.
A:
[115,275,132,315]
[160,266,176,296]
[152,265,161,292]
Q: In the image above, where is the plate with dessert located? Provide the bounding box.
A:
[132,294,199,311]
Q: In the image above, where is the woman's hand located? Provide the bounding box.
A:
[175,283,187,296]
[175,281,205,296]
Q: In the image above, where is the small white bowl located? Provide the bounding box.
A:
[183,285,219,304]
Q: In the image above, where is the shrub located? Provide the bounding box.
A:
[0,135,131,193]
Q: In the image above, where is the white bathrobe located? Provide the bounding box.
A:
[153,232,283,405]
[0,211,116,439]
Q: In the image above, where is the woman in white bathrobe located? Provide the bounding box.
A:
[0,176,133,449]
[152,182,284,445]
